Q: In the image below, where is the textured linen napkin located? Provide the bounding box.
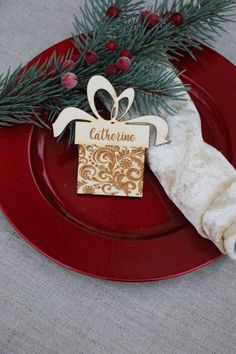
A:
[147,86,236,259]
[101,68,236,259]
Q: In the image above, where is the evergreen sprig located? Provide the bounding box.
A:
[152,0,236,57]
[0,0,235,142]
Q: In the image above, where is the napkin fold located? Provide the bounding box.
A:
[147,89,236,259]
[101,70,236,258]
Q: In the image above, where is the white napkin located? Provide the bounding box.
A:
[147,89,236,259]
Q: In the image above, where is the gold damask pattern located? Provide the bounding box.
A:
[77,144,145,197]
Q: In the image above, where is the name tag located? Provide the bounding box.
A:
[75,121,150,148]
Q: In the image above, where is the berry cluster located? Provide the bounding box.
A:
[61,51,98,89]
[61,4,184,88]
[141,9,184,27]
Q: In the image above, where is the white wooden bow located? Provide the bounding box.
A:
[53,75,168,146]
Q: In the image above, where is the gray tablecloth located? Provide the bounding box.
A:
[0,2,236,353]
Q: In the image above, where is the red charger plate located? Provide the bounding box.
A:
[0,38,236,281]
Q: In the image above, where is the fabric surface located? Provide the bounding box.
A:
[0,1,236,353]
[148,91,236,258]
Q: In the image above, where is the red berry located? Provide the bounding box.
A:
[170,12,184,26]
[85,51,98,66]
[107,6,120,18]
[106,64,118,76]
[116,57,132,72]
[105,40,117,52]
[120,49,132,59]
[146,13,160,28]
[141,10,152,22]
[63,59,75,70]
[61,72,78,89]
[141,10,160,28]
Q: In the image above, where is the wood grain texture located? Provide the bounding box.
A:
[0,1,236,353]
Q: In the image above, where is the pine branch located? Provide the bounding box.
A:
[0,0,235,142]
[0,50,73,127]
[145,0,236,58]
[0,50,92,131]
[72,0,236,109]
[112,60,187,114]
[112,0,236,62]
[72,0,189,113]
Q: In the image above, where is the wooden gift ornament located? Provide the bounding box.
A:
[53,75,168,197]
